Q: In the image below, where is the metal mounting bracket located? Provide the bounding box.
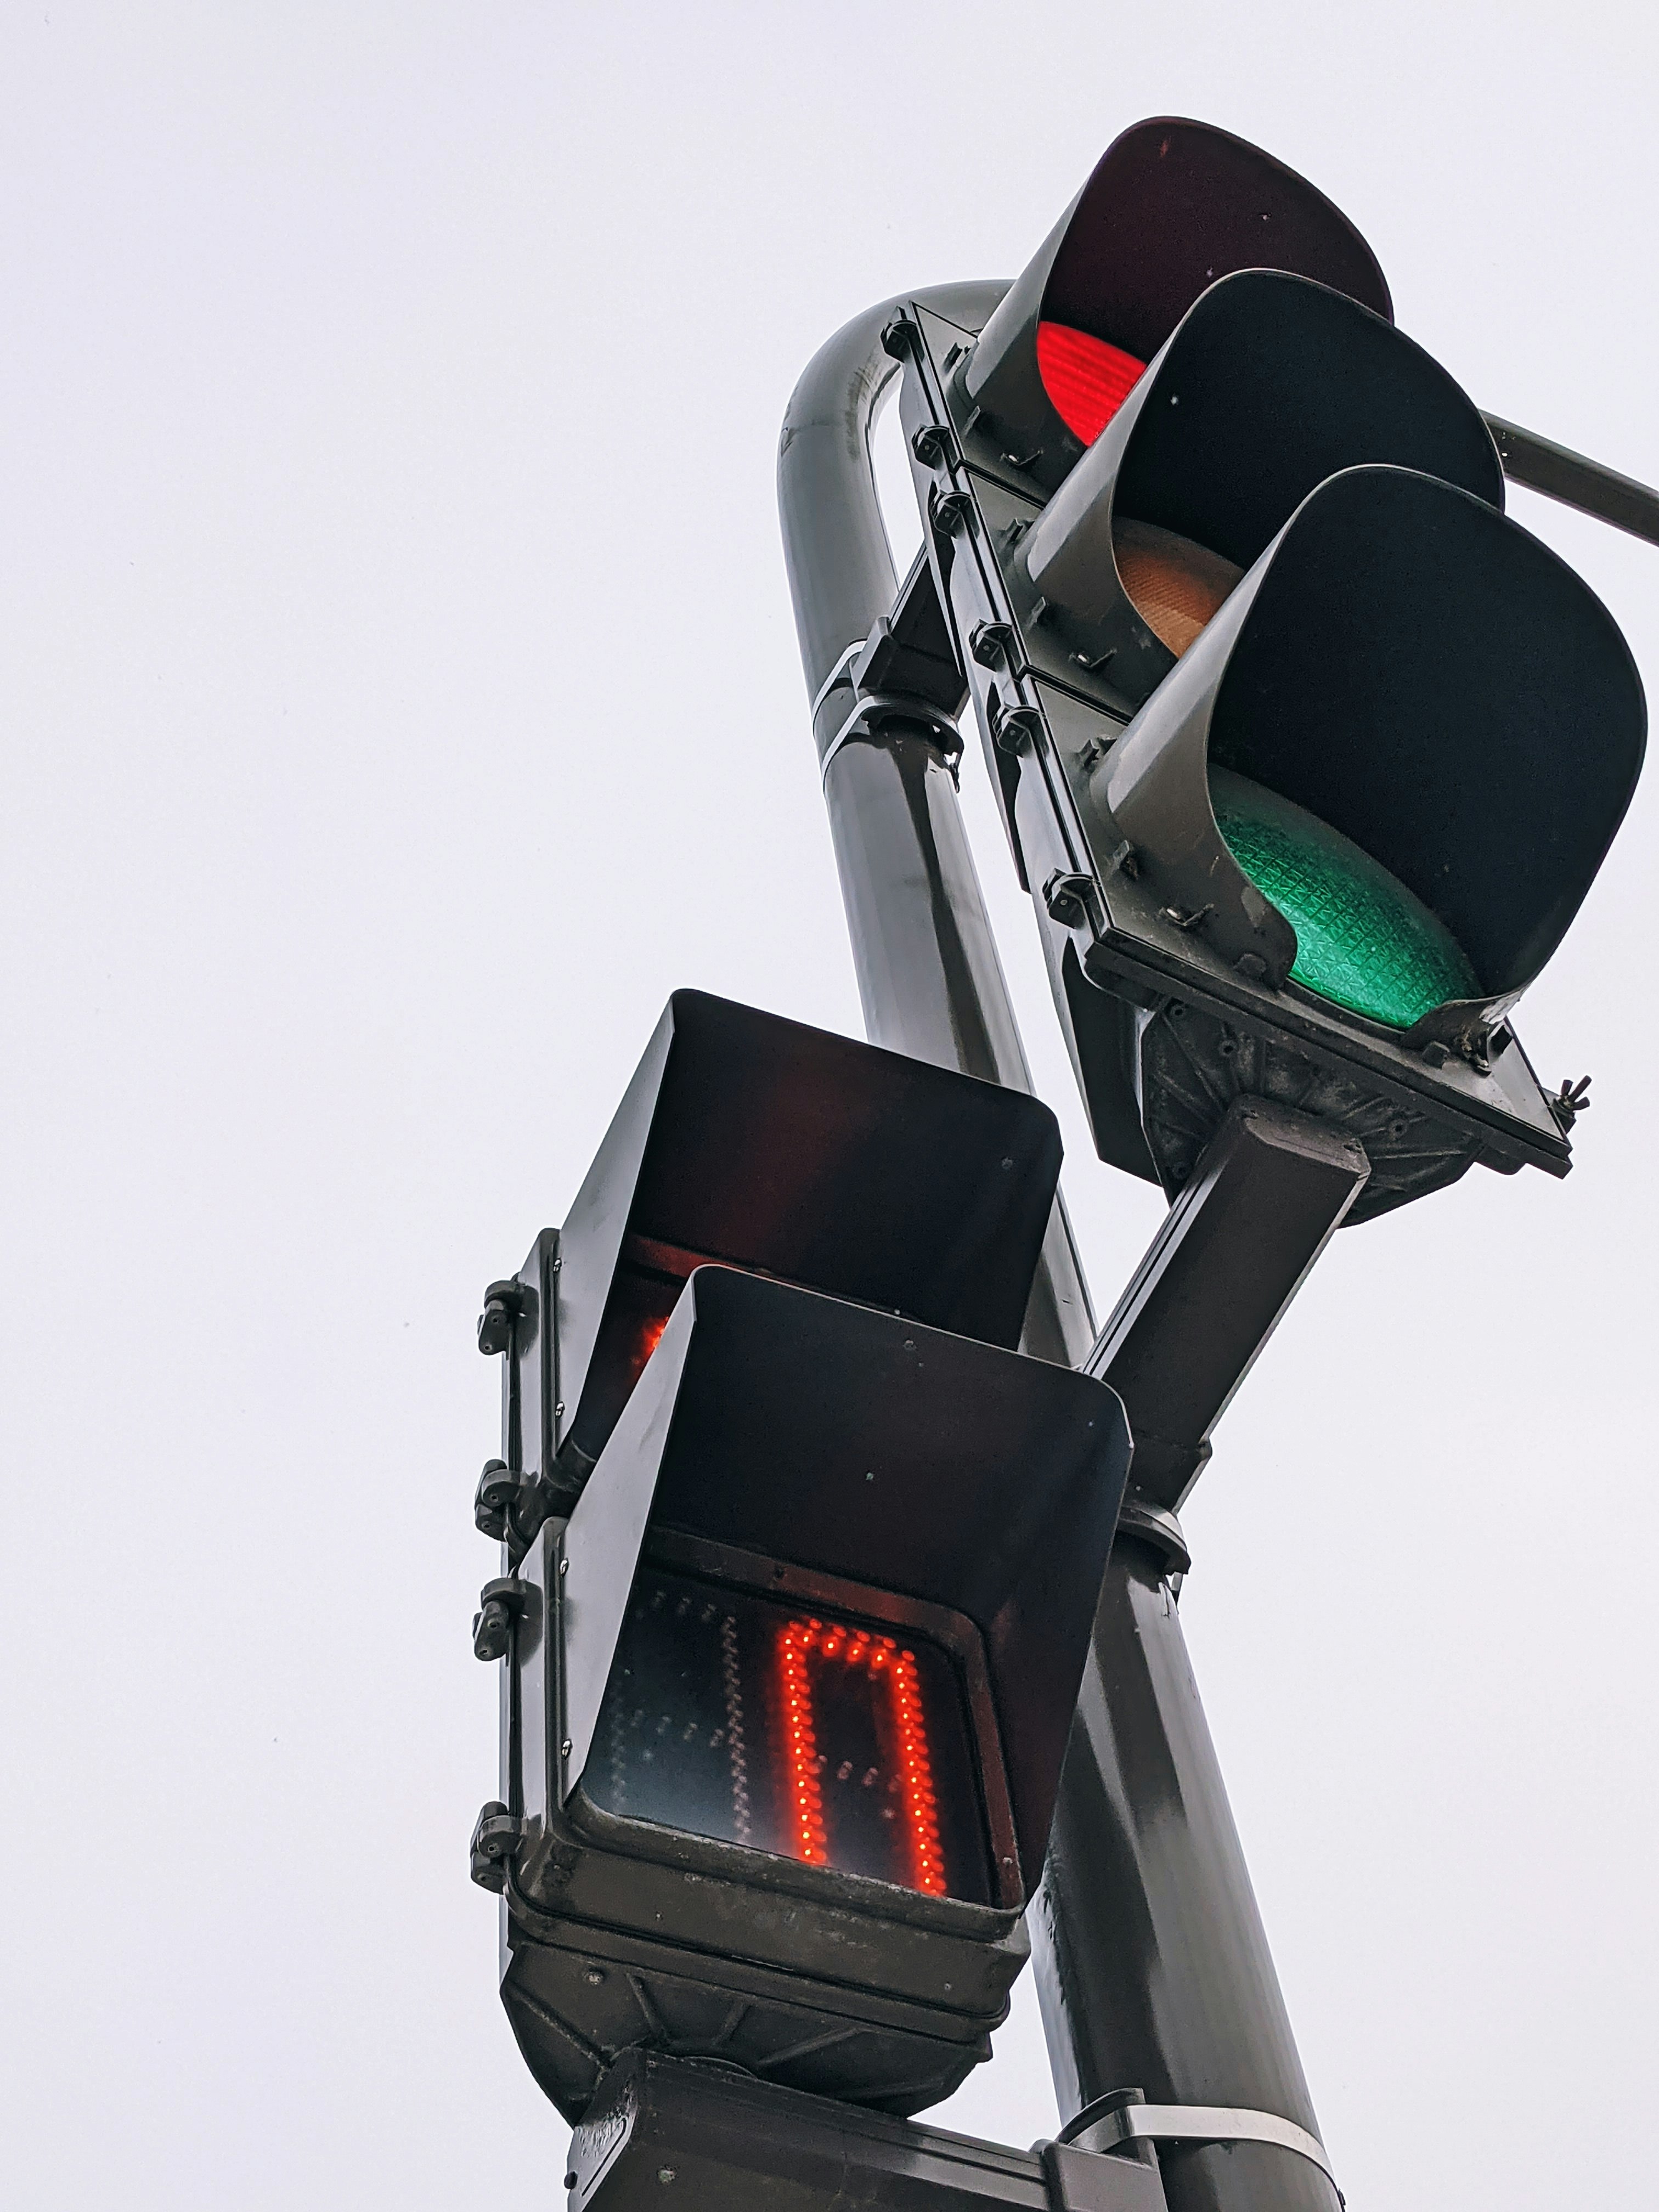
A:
[819,689,963,782]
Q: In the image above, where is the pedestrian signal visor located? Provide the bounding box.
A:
[499,1265,1129,2118]
[488,990,1062,1521]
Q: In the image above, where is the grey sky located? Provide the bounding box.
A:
[3,8,1655,2209]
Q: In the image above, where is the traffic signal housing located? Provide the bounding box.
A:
[477,989,1063,1541]
[473,996,1131,2119]
[889,119,1645,1216]
[961,116,1391,495]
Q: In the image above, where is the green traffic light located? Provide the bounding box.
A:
[1210,768,1477,1029]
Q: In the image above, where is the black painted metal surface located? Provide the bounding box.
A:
[1097,464,1646,1008]
[780,278,1342,2212]
[1032,1539,1338,2212]
[1488,409,1659,546]
[507,988,1066,1499]
[1087,1096,1368,1509]
[569,2050,1169,2212]
[1024,268,1503,706]
[778,282,1094,1371]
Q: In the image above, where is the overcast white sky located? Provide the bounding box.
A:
[3,8,1657,2209]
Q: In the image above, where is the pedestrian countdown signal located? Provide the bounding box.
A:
[588,1562,991,1905]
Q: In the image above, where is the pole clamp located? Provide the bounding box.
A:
[819,690,962,783]
[1061,2090,1340,2200]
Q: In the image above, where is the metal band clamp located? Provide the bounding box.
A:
[1062,2093,1340,2199]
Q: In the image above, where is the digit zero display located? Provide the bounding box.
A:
[585,1565,993,1905]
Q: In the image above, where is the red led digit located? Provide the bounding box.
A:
[778,1620,828,1865]
[776,1618,949,1897]
[890,1644,946,1896]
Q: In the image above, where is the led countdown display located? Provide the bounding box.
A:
[586,1565,991,1904]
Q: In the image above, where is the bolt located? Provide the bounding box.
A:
[558,1557,569,1576]
[970,620,1017,668]
[657,2168,676,2185]
[554,1400,565,1417]
[561,1738,573,1758]
[584,1966,605,1985]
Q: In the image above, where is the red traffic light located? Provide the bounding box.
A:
[1034,323,1145,444]
[962,116,1391,493]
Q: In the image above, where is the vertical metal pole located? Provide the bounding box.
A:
[780,295,1341,2212]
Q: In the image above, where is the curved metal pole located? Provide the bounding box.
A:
[779,284,1092,1367]
[780,292,1340,2212]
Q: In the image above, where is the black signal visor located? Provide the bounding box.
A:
[1211,467,1646,1006]
[559,1265,1131,1900]
[1024,270,1503,699]
[551,992,1063,1476]
[1101,465,1647,1017]
[962,115,1391,493]
[1040,116,1391,363]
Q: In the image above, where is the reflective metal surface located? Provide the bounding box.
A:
[1033,1538,1338,2212]
[1487,409,1659,547]
[1065,2097,1336,2195]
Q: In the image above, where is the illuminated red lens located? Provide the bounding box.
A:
[1036,323,1146,445]
[778,1618,948,1895]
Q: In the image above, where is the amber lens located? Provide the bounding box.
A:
[1111,518,1242,656]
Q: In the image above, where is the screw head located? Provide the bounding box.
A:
[657,2170,676,2186]
[561,1737,573,1758]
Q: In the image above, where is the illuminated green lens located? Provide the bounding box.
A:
[1210,768,1477,1030]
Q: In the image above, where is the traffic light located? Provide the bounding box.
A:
[958,116,1390,499]
[887,116,1646,1217]
[475,989,1065,1542]
[472,993,1132,2122]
